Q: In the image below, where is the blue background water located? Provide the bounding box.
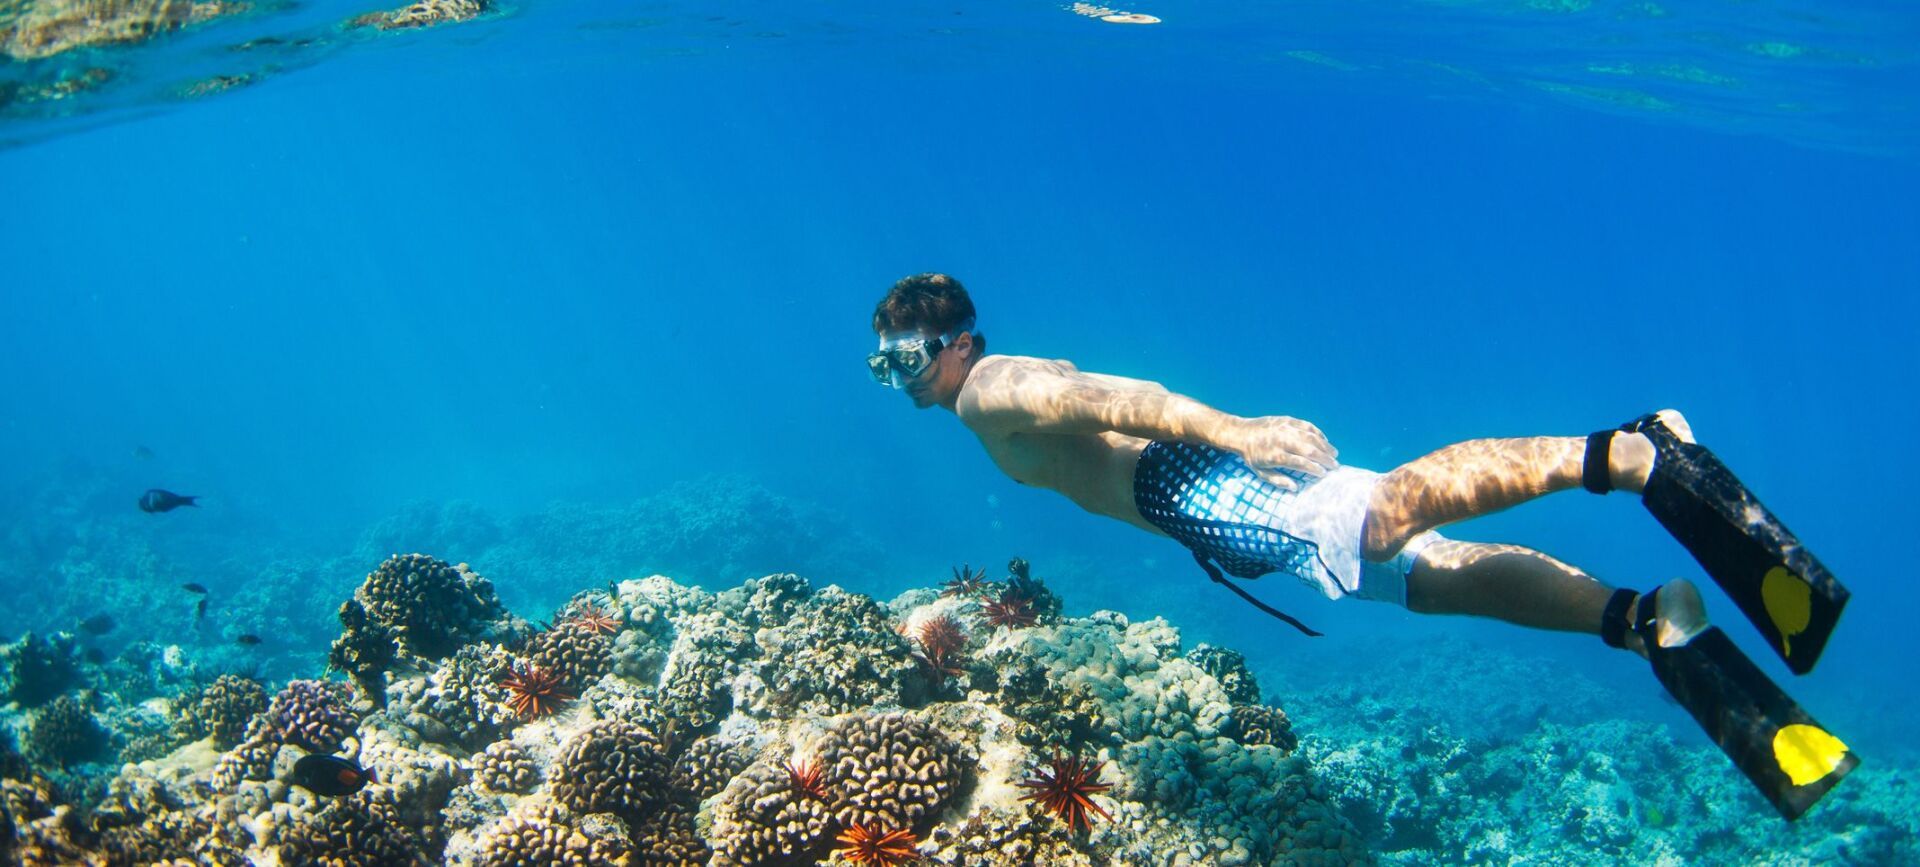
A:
[3,0,1917,839]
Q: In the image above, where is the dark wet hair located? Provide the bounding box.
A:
[871,273,985,354]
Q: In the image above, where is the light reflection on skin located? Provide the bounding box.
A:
[877,318,1699,656]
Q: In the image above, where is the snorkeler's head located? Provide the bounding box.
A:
[870,273,984,409]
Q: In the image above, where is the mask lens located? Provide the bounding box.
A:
[867,353,893,384]
[892,346,930,378]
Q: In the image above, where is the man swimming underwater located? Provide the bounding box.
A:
[868,272,1856,820]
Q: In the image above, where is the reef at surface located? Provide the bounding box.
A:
[0,554,1363,865]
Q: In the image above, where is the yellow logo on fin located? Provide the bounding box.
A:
[1762,566,1812,657]
[1773,724,1848,786]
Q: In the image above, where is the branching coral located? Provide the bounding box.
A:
[390,643,519,748]
[709,757,834,867]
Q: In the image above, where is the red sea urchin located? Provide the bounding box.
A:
[563,603,623,635]
[979,589,1038,630]
[1019,754,1114,833]
[941,563,993,599]
[500,663,574,720]
[912,614,968,679]
[785,757,828,800]
[834,823,919,865]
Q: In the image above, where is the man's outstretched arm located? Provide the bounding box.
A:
[961,357,1338,487]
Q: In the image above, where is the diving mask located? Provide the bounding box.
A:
[868,318,975,388]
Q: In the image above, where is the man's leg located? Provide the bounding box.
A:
[1404,539,1672,655]
[1360,410,1691,559]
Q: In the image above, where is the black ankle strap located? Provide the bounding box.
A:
[1600,588,1636,648]
[1583,429,1616,495]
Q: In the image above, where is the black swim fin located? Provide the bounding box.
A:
[1636,595,1857,821]
[1611,414,1848,675]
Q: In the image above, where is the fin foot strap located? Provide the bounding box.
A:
[1191,553,1323,637]
[1583,429,1617,494]
[1600,587,1637,649]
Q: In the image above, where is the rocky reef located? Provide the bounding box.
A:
[0,555,1361,865]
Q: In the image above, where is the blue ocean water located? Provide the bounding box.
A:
[3,0,1919,859]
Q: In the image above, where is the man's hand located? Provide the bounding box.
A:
[1226,416,1339,491]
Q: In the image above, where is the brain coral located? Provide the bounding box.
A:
[25,694,107,766]
[275,790,438,866]
[173,674,267,748]
[330,554,514,702]
[550,719,672,818]
[254,679,356,753]
[474,740,541,794]
[1223,704,1298,753]
[523,622,614,693]
[1185,644,1262,706]
[708,756,834,867]
[674,735,754,801]
[472,800,628,867]
[815,711,971,833]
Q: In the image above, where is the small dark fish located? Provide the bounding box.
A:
[138,489,199,513]
[289,754,376,797]
[195,597,208,622]
[83,647,108,664]
[133,445,155,460]
[235,634,262,646]
[80,613,116,635]
[182,583,209,595]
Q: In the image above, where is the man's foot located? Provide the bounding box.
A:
[1622,577,1710,659]
[1608,409,1694,494]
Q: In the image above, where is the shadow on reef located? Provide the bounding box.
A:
[0,553,1355,865]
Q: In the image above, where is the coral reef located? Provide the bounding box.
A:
[8,533,1912,867]
[389,643,518,749]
